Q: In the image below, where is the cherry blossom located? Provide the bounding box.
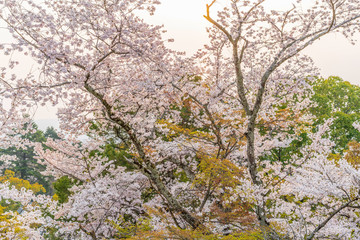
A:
[0,0,360,239]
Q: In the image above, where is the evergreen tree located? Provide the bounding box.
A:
[44,127,60,140]
[0,123,60,194]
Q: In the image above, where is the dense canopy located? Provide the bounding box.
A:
[0,0,360,239]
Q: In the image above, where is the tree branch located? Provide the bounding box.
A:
[306,197,359,240]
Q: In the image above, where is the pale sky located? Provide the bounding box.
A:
[1,0,360,129]
[150,0,360,86]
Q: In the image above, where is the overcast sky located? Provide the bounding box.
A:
[1,0,360,129]
[149,0,360,85]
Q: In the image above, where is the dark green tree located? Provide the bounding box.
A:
[53,176,74,203]
[0,123,61,194]
[45,126,61,140]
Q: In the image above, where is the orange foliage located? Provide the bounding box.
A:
[0,170,46,194]
[345,141,360,168]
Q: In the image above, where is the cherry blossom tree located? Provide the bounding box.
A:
[1,0,360,239]
[200,0,360,235]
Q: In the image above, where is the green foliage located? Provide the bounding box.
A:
[52,176,74,203]
[42,227,65,240]
[141,188,157,203]
[0,198,21,213]
[264,132,310,165]
[126,225,267,240]
[44,127,61,140]
[262,76,360,164]
[110,217,153,239]
[311,76,360,152]
[88,121,137,172]
[0,123,59,194]
[102,141,135,171]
